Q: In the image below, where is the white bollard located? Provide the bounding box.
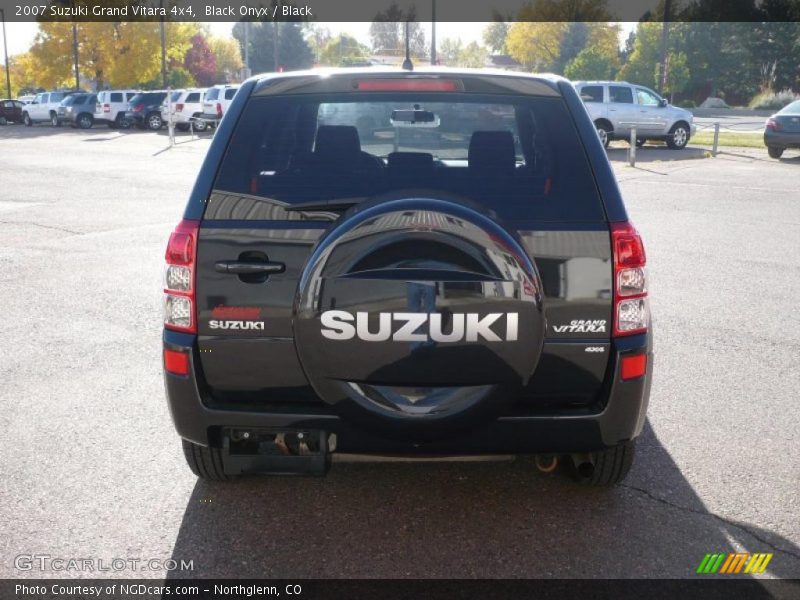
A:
[712,122,720,156]
[629,127,637,167]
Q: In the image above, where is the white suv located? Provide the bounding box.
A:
[574,81,696,149]
[201,84,240,125]
[94,90,139,128]
[22,91,72,126]
[161,88,207,132]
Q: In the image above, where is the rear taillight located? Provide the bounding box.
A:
[176,103,184,112]
[132,103,144,113]
[103,103,110,113]
[164,219,199,333]
[611,221,648,337]
[216,102,222,118]
[765,118,780,131]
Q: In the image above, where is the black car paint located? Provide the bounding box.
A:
[165,71,650,459]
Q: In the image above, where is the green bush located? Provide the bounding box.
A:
[749,89,799,110]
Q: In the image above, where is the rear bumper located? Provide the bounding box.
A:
[164,330,653,454]
[764,130,800,148]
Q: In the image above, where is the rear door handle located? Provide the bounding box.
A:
[215,260,285,275]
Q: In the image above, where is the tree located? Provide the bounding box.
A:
[369,3,427,58]
[438,38,463,65]
[305,24,332,63]
[5,53,39,97]
[456,42,489,68]
[517,0,611,21]
[209,37,243,83]
[184,34,216,87]
[506,22,567,71]
[318,34,371,67]
[660,52,690,96]
[482,22,509,54]
[618,22,662,89]
[233,22,314,73]
[565,47,617,80]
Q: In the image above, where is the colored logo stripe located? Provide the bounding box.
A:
[697,552,773,574]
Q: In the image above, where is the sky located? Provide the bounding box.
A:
[2,21,637,58]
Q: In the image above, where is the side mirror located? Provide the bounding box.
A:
[659,98,668,107]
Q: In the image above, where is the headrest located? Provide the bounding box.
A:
[468,130,516,175]
[314,125,361,160]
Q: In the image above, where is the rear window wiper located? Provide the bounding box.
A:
[284,198,364,212]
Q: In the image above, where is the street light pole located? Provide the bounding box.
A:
[0,9,12,99]
[430,0,436,66]
[72,22,79,89]
[159,0,167,87]
[657,0,672,95]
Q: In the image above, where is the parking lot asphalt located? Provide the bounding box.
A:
[1,126,799,584]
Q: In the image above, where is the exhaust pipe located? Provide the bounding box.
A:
[570,453,596,479]
[534,454,559,474]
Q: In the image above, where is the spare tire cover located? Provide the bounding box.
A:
[294,193,545,439]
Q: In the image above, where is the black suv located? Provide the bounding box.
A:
[163,69,652,486]
[126,91,167,130]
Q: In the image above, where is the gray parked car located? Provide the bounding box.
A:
[57,93,98,129]
[764,100,800,159]
[574,81,696,149]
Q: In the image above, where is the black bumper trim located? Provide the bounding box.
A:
[163,330,652,454]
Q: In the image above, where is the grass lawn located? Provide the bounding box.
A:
[690,130,765,148]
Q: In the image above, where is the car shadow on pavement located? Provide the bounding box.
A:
[606,146,709,163]
[168,421,800,581]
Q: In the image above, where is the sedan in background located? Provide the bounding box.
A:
[0,99,25,124]
[764,100,800,159]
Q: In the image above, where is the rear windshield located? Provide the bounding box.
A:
[211,93,603,222]
[169,91,182,102]
[205,88,220,101]
[224,88,238,100]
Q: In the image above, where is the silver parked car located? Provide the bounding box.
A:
[574,81,696,149]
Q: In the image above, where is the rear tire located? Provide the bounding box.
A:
[0,116,6,126]
[181,440,232,481]
[767,146,784,159]
[77,113,93,129]
[595,121,612,149]
[116,114,132,129]
[636,138,645,147]
[50,112,61,127]
[23,112,32,127]
[146,113,163,130]
[191,114,207,132]
[176,123,190,132]
[575,440,636,486]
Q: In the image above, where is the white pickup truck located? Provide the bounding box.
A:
[22,91,73,127]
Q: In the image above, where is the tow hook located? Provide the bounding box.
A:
[570,453,596,479]
[534,454,559,474]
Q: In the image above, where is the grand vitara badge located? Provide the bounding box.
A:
[320,311,519,343]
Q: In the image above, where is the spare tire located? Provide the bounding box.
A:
[294,191,546,440]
